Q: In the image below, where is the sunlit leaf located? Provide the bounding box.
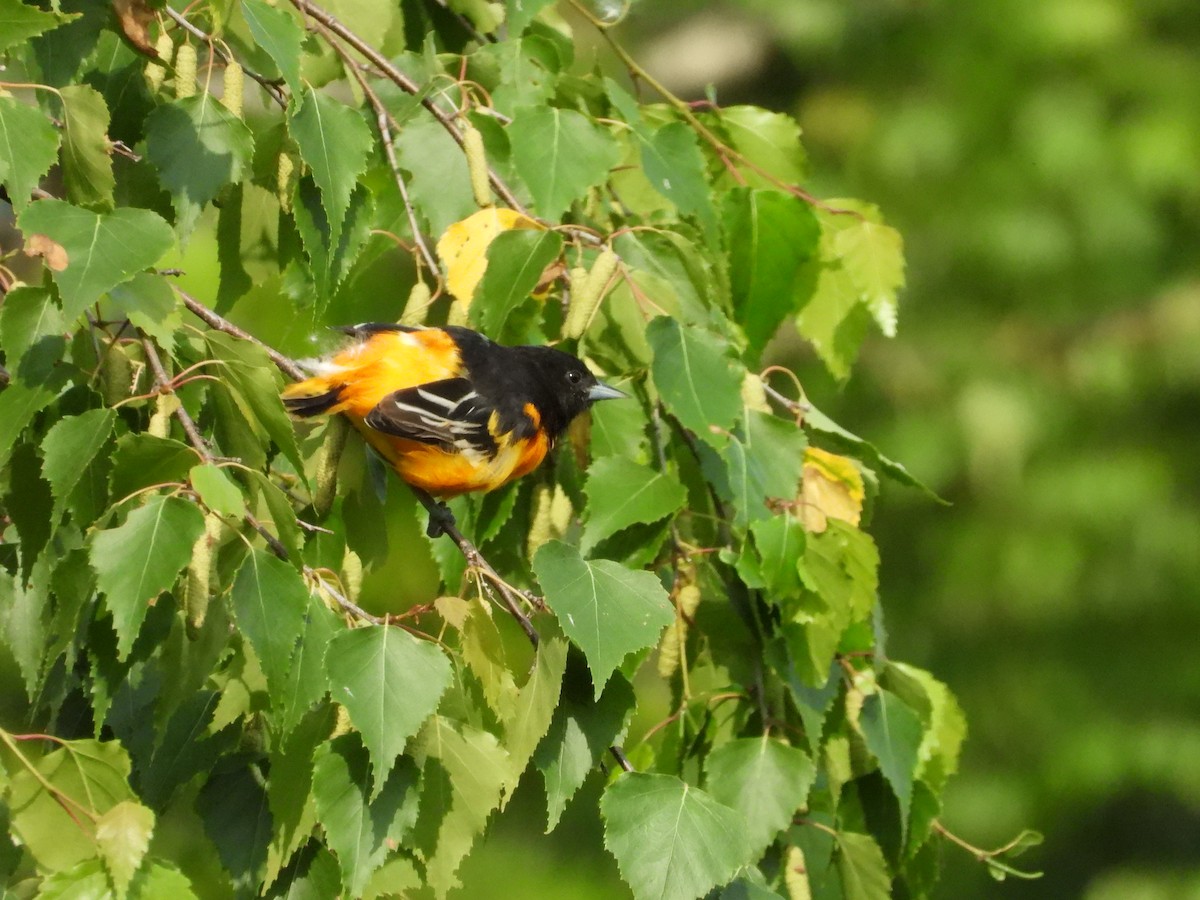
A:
[327,625,452,790]
[533,541,673,698]
[508,106,619,220]
[581,456,686,555]
[0,96,59,213]
[288,87,373,245]
[837,832,893,900]
[41,408,115,526]
[602,772,751,900]
[90,495,206,658]
[647,316,743,448]
[705,737,816,857]
[58,84,114,208]
[437,207,543,304]
[18,200,174,322]
[241,0,304,95]
[230,549,310,693]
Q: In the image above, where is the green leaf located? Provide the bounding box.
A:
[230,549,310,694]
[241,0,304,96]
[8,739,134,873]
[884,662,967,792]
[144,94,255,237]
[0,380,58,473]
[0,568,44,700]
[508,106,620,220]
[107,273,181,351]
[748,514,806,597]
[506,0,558,36]
[836,832,893,900]
[723,410,808,527]
[275,593,339,735]
[0,284,64,366]
[859,690,924,834]
[265,707,333,885]
[500,637,568,805]
[90,495,206,659]
[535,670,635,831]
[725,187,820,355]
[602,772,751,900]
[581,456,686,555]
[292,176,374,299]
[132,861,197,898]
[41,408,115,526]
[246,469,303,563]
[108,433,198,502]
[533,541,673,698]
[189,463,245,518]
[411,716,511,896]
[38,860,112,899]
[704,736,816,858]
[825,206,905,338]
[7,442,52,578]
[0,95,59,213]
[800,520,879,625]
[18,199,174,323]
[713,105,808,189]
[471,228,563,335]
[647,316,743,448]
[95,800,155,897]
[326,625,453,789]
[795,260,867,381]
[58,83,114,208]
[313,735,421,897]
[394,115,475,236]
[288,87,373,245]
[205,331,305,475]
[639,121,716,232]
[0,0,72,52]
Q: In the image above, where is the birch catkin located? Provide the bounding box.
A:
[174,42,197,99]
[222,61,244,118]
[146,32,174,92]
[564,247,618,339]
[463,124,492,208]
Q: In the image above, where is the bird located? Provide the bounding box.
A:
[282,323,625,507]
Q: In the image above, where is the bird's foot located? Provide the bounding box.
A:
[425,501,457,538]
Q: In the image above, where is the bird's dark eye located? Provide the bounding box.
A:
[566,369,583,385]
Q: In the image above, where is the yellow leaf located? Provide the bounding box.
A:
[798,446,864,532]
[436,208,542,304]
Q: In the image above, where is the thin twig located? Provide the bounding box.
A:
[325,28,440,276]
[310,570,384,625]
[288,0,527,212]
[411,486,540,647]
[176,289,307,382]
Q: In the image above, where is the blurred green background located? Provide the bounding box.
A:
[459,1,1200,897]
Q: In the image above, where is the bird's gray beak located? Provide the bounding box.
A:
[588,382,627,402]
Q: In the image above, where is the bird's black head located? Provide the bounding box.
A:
[519,346,626,439]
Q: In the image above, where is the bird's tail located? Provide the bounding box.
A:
[281,377,344,418]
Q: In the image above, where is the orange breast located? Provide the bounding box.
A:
[286,329,553,496]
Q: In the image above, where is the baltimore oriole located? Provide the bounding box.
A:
[282,323,625,498]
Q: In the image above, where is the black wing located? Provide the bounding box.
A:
[364,378,497,457]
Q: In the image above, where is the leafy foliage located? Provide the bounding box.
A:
[0,2,993,897]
